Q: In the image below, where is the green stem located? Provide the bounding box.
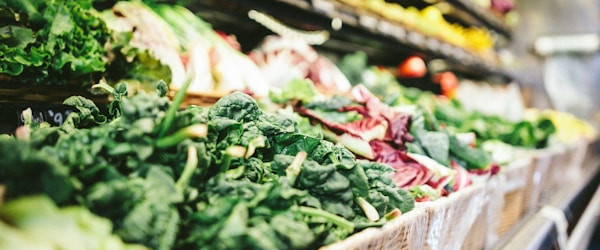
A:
[155,124,207,149]
[0,184,5,205]
[384,208,402,221]
[108,117,121,126]
[219,146,246,173]
[244,136,266,158]
[356,197,380,222]
[175,146,198,192]
[296,206,355,232]
[158,77,193,138]
[286,151,307,184]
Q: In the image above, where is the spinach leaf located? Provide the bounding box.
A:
[449,136,491,169]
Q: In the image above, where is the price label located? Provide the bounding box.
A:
[17,107,73,126]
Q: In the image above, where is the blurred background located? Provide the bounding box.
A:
[509,0,600,126]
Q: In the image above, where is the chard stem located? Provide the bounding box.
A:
[384,208,402,221]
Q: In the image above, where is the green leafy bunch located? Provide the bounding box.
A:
[0,0,109,85]
[0,79,413,249]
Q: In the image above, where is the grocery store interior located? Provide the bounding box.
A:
[0,0,599,249]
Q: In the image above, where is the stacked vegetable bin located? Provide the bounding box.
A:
[0,0,597,250]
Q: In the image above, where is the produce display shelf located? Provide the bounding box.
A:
[388,0,511,40]
[495,141,600,250]
[182,0,513,82]
[445,0,513,39]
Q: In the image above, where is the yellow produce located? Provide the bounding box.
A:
[526,109,597,143]
[333,0,496,56]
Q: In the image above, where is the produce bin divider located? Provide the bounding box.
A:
[321,206,429,250]
[495,158,532,236]
[421,182,487,250]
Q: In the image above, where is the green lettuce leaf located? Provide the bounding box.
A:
[1,0,109,85]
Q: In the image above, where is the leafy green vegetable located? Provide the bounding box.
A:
[1,85,414,249]
[209,92,263,122]
[338,51,368,85]
[435,101,557,149]
[310,109,363,124]
[270,79,320,104]
[0,195,146,250]
[409,185,439,200]
[100,12,172,85]
[413,129,450,166]
[359,161,414,214]
[0,139,75,204]
[1,0,109,85]
[150,4,217,49]
[303,95,355,111]
[449,136,491,169]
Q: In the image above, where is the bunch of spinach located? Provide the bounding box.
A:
[0,79,413,249]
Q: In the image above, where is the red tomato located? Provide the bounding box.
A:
[398,56,427,78]
[434,71,458,97]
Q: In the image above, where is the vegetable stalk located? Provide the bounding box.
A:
[155,124,208,149]
[175,146,198,193]
[244,136,266,159]
[384,208,402,221]
[295,206,355,232]
[0,185,5,206]
[158,78,193,137]
[356,197,380,222]
[219,146,246,173]
[286,151,307,183]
